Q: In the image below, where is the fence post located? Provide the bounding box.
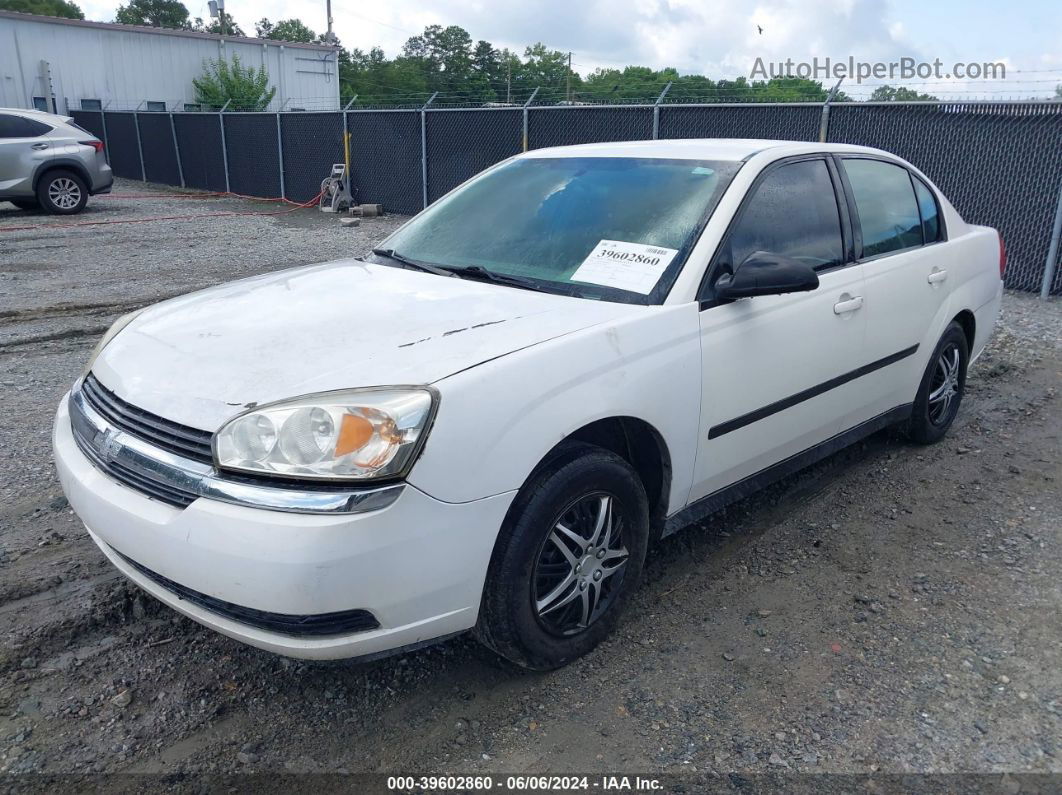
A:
[1041,182,1062,299]
[99,105,110,166]
[276,112,286,200]
[169,111,185,188]
[133,105,146,182]
[522,87,540,152]
[218,100,231,194]
[652,82,672,140]
[342,95,357,189]
[421,91,438,209]
[818,78,844,143]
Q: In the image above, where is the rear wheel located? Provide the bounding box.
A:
[906,322,968,444]
[36,170,88,215]
[476,443,649,670]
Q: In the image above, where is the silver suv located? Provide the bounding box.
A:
[0,108,113,214]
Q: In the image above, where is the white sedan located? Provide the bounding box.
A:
[53,139,1004,670]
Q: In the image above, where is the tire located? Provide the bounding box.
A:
[36,169,88,215]
[9,199,39,211]
[475,442,650,670]
[905,321,969,444]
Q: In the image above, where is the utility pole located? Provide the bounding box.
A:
[506,59,511,104]
[325,0,337,44]
[566,52,572,103]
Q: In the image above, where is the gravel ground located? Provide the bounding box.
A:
[0,181,1060,786]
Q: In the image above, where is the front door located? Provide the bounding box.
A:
[688,156,868,504]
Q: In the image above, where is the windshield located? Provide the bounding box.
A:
[378,156,742,304]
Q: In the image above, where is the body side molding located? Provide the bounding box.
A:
[707,345,919,440]
[665,403,913,537]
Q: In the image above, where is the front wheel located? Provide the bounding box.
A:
[476,443,649,670]
[37,170,88,215]
[906,321,969,444]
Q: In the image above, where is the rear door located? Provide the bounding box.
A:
[688,155,867,503]
[835,156,950,425]
[0,113,54,196]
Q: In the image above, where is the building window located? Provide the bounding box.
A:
[32,96,49,112]
[81,99,103,111]
[145,101,167,112]
[183,103,203,112]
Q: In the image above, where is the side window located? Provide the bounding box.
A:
[725,159,843,271]
[912,177,941,244]
[0,114,51,138]
[844,159,923,257]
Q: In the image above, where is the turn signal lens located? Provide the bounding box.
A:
[214,388,437,481]
[335,413,375,457]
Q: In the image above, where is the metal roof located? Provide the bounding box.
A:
[0,9,337,51]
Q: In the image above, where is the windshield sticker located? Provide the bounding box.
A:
[570,240,679,295]
[691,166,715,175]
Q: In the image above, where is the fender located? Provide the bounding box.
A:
[408,303,702,509]
[32,158,94,194]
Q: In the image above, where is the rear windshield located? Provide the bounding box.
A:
[379,156,742,304]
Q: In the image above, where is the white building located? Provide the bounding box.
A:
[0,10,341,113]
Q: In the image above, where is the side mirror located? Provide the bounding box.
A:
[714,251,820,300]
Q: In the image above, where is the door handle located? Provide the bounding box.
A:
[31,143,49,150]
[927,268,948,285]
[833,295,864,314]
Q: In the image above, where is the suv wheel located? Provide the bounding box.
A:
[906,321,969,444]
[37,170,88,215]
[476,442,649,670]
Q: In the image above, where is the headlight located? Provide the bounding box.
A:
[214,388,437,481]
[84,309,144,376]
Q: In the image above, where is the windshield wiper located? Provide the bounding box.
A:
[443,265,543,292]
[371,248,455,278]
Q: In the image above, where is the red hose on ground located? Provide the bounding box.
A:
[0,189,325,233]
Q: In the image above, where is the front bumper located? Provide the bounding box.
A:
[54,396,515,659]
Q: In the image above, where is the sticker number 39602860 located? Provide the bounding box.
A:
[570,239,679,295]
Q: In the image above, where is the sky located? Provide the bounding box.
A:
[76,0,1062,99]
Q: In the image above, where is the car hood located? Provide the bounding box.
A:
[92,259,635,431]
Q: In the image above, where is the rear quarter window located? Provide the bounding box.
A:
[912,177,942,244]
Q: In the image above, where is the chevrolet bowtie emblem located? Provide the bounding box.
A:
[98,428,122,463]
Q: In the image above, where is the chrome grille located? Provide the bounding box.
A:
[70,415,196,508]
[81,373,213,464]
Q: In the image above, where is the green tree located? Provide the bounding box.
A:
[340,46,428,105]
[114,0,188,28]
[1055,84,1061,100]
[870,85,938,101]
[521,43,580,99]
[192,54,275,110]
[256,17,317,43]
[401,24,500,102]
[0,0,83,18]
[191,15,245,36]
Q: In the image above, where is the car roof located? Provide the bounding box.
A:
[0,107,71,123]
[519,138,894,162]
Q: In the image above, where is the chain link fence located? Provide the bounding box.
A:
[69,100,1062,295]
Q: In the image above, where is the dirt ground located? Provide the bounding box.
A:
[1,182,1060,786]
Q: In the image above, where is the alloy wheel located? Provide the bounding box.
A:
[48,177,82,210]
[928,342,961,425]
[532,493,630,636]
